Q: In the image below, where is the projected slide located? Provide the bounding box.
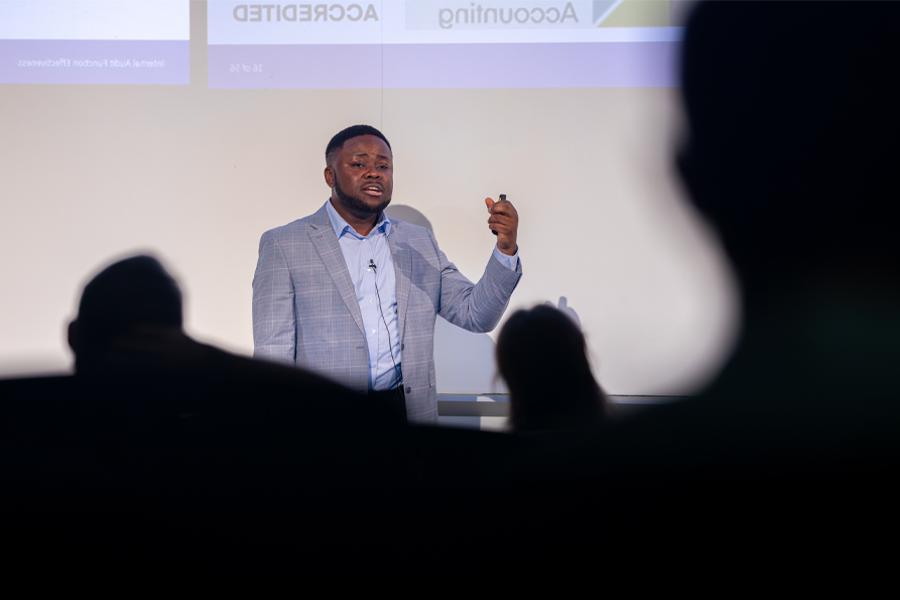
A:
[208,0,681,88]
[0,0,189,85]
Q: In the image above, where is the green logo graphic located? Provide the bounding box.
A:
[594,0,673,27]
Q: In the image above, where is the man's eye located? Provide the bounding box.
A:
[351,162,365,168]
[378,164,389,170]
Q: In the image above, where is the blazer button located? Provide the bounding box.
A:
[405,386,412,394]
[401,343,405,350]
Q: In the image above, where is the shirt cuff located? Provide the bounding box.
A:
[492,245,520,271]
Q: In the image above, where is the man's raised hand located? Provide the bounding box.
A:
[485,195,519,256]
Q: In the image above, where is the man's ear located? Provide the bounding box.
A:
[67,319,79,354]
[324,165,335,189]
[675,145,711,220]
[675,146,696,202]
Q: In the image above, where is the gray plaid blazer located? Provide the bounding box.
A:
[252,203,522,423]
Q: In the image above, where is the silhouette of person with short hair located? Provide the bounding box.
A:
[65,253,406,425]
[67,255,184,374]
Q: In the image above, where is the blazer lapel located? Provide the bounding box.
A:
[388,227,412,346]
[308,206,366,338]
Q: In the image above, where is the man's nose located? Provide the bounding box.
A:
[364,169,382,179]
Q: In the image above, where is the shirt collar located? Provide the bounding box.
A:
[324,199,392,240]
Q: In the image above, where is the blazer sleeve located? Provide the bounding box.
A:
[431,229,522,333]
[252,230,296,364]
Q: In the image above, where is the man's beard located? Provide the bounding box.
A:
[333,176,390,218]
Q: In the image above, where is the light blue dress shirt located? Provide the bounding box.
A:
[324,200,519,391]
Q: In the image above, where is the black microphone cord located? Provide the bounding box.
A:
[369,259,403,392]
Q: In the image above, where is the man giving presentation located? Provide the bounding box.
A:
[252,125,521,423]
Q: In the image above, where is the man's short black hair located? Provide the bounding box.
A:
[325,124,391,160]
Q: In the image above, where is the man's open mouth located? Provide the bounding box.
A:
[362,185,383,197]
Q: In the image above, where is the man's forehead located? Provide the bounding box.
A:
[342,134,391,157]
[350,151,391,160]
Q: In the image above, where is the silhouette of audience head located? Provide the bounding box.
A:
[677,2,900,295]
[496,305,606,432]
[68,255,183,373]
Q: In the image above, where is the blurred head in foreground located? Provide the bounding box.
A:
[677,1,900,298]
